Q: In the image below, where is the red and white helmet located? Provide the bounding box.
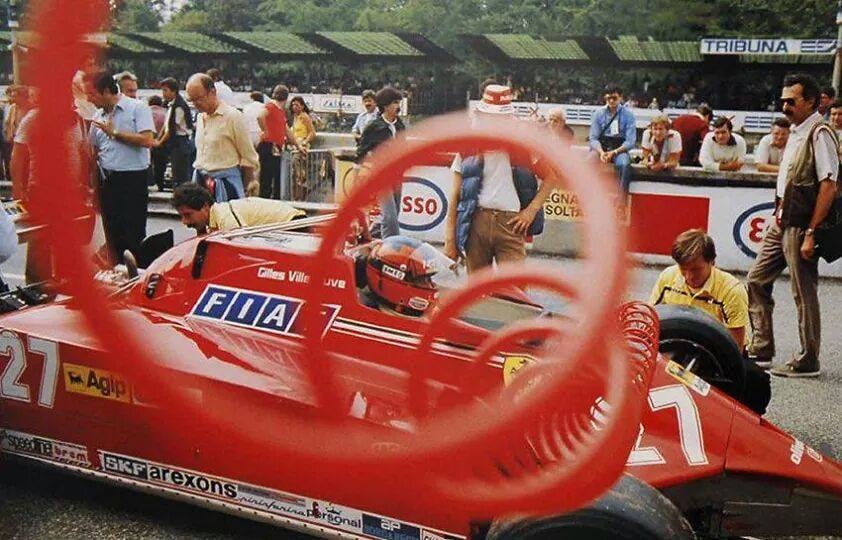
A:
[366,236,440,316]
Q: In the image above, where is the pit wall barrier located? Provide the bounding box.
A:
[469,100,783,134]
[335,158,842,278]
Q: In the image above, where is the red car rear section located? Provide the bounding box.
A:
[2,225,841,539]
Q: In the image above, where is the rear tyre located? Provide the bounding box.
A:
[486,474,695,540]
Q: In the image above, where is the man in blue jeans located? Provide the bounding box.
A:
[186,73,259,202]
[588,84,637,191]
[355,86,405,238]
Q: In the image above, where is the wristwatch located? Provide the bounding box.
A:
[805,228,815,237]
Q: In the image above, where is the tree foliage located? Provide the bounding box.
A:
[158,0,836,42]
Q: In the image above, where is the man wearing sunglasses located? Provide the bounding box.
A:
[746,73,840,378]
[588,84,637,191]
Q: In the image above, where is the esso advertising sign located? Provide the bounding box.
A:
[399,177,448,232]
[733,201,775,258]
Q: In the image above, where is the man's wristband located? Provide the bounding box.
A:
[805,228,815,237]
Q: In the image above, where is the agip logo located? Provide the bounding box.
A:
[399,177,448,232]
[733,202,775,258]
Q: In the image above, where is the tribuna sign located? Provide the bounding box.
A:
[700,38,835,55]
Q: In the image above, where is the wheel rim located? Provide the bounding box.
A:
[659,338,740,396]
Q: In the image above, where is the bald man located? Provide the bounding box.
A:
[186,73,259,203]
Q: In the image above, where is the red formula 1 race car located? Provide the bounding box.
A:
[0,217,840,540]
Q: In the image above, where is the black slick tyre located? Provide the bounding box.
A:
[486,474,695,540]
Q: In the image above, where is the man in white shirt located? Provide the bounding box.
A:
[699,116,746,172]
[207,68,237,106]
[754,118,790,174]
[242,92,265,147]
[746,73,839,378]
[443,85,553,272]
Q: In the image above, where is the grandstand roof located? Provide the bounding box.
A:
[220,32,326,56]
[132,32,246,55]
[465,34,589,62]
[313,32,424,58]
[107,33,164,55]
[608,36,700,63]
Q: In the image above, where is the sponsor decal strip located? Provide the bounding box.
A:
[0,428,90,468]
[98,450,462,540]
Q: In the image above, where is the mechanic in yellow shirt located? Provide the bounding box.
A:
[650,229,749,347]
[171,183,304,235]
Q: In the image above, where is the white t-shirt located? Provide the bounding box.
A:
[451,152,521,212]
[241,101,265,147]
[776,112,839,198]
[753,133,784,166]
[699,132,747,172]
[214,81,237,106]
[641,129,683,162]
[384,117,398,137]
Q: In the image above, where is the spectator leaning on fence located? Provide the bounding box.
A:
[171,183,304,235]
[352,89,379,141]
[257,85,305,200]
[641,114,681,171]
[754,117,790,174]
[699,116,746,172]
[547,107,574,142]
[588,84,636,191]
[672,104,712,167]
[187,73,259,203]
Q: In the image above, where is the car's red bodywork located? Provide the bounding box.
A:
[1,227,841,539]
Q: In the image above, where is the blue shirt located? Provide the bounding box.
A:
[352,109,379,136]
[588,104,637,153]
[89,95,155,171]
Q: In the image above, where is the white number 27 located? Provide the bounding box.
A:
[628,384,708,467]
[0,330,60,408]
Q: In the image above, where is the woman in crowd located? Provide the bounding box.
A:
[641,114,682,171]
[290,96,316,200]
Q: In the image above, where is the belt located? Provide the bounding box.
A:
[477,207,519,215]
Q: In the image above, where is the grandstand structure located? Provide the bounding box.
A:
[0,31,830,66]
[0,31,831,114]
[464,33,833,67]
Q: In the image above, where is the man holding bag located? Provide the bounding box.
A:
[746,73,840,379]
[588,84,637,191]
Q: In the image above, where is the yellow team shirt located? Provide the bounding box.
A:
[209,197,305,232]
[649,265,748,330]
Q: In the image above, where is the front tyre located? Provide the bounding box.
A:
[486,474,695,540]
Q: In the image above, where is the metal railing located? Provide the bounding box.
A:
[285,148,337,203]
